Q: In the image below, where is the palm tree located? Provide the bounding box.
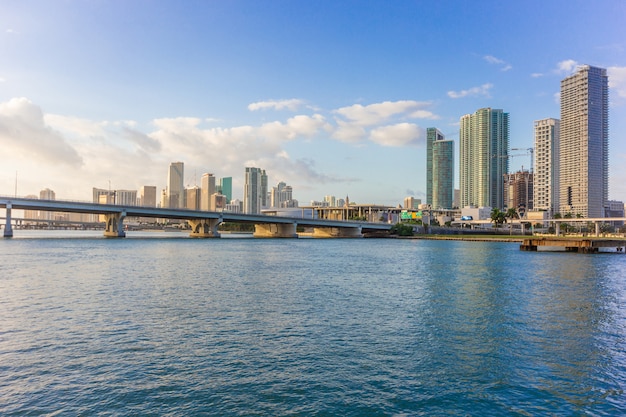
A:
[506,207,519,220]
[490,208,507,230]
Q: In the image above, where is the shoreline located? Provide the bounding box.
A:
[408,235,525,242]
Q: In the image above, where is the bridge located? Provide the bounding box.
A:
[0,197,392,238]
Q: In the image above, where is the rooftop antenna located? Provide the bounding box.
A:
[14,171,17,197]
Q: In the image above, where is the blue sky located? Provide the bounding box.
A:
[1,0,625,206]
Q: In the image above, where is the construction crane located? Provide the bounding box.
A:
[511,148,534,173]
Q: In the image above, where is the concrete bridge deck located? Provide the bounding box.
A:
[0,196,392,238]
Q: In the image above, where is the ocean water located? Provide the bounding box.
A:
[1,231,625,416]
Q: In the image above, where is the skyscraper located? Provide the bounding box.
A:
[559,65,608,218]
[244,167,267,214]
[140,186,157,207]
[533,118,560,215]
[167,162,184,209]
[427,127,454,209]
[459,108,509,209]
[270,182,295,208]
[201,173,216,211]
[219,177,232,203]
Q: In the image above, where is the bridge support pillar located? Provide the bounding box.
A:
[595,222,600,237]
[312,226,363,238]
[188,218,221,238]
[104,212,126,237]
[3,203,13,238]
[253,223,298,238]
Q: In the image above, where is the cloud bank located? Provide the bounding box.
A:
[1,97,438,200]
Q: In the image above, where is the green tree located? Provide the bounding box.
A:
[490,208,507,230]
[506,207,519,220]
[390,223,414,236]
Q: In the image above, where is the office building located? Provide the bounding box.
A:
[243,167,267,214]
[211,193,227,211]
[533,118,560,215]
[403,197,421,210]
[324,195,336,207]
[201,173,216,211]
[140,186,157,207]
[559,65,609,217]
[459,108,509,209]
[218,177,232,203]
[605,200,624,227]
[114,190,137,206]
[186,186,201,210]
[225,199,243,213]
[427,128,454,209]
[270,182,295,208]
[167,162,184,209]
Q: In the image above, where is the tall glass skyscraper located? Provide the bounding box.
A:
[219,177,232,203]
[559,65,608,218]
[459,108,509,209]
[426,128,454,209]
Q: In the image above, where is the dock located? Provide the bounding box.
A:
[521,238,626,253]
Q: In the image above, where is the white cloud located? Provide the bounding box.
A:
[447,83,493,99]
[484,55,505,65]
[608,66,626,99]
[531,73,544,78]
[332,120,368,143]
[248,99,305,112]
[259,114,330,143]
[0,98,83,167]
[330,100,436,145]
[334,100,435,126]
[369,123,423,147]
[484,55,512,72]
[555,59,579,75]
[0,96,437,201]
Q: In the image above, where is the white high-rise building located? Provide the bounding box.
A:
[459,108,509,209]
[270,182,294,208]
[324,195,336,207]
[167,162,184,209]
[533,118,560,215]
[559,65,608,218]
[243,167,267,214]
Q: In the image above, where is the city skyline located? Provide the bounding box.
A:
[1,1,626,206]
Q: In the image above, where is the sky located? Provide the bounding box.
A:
[1,0,626,206]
